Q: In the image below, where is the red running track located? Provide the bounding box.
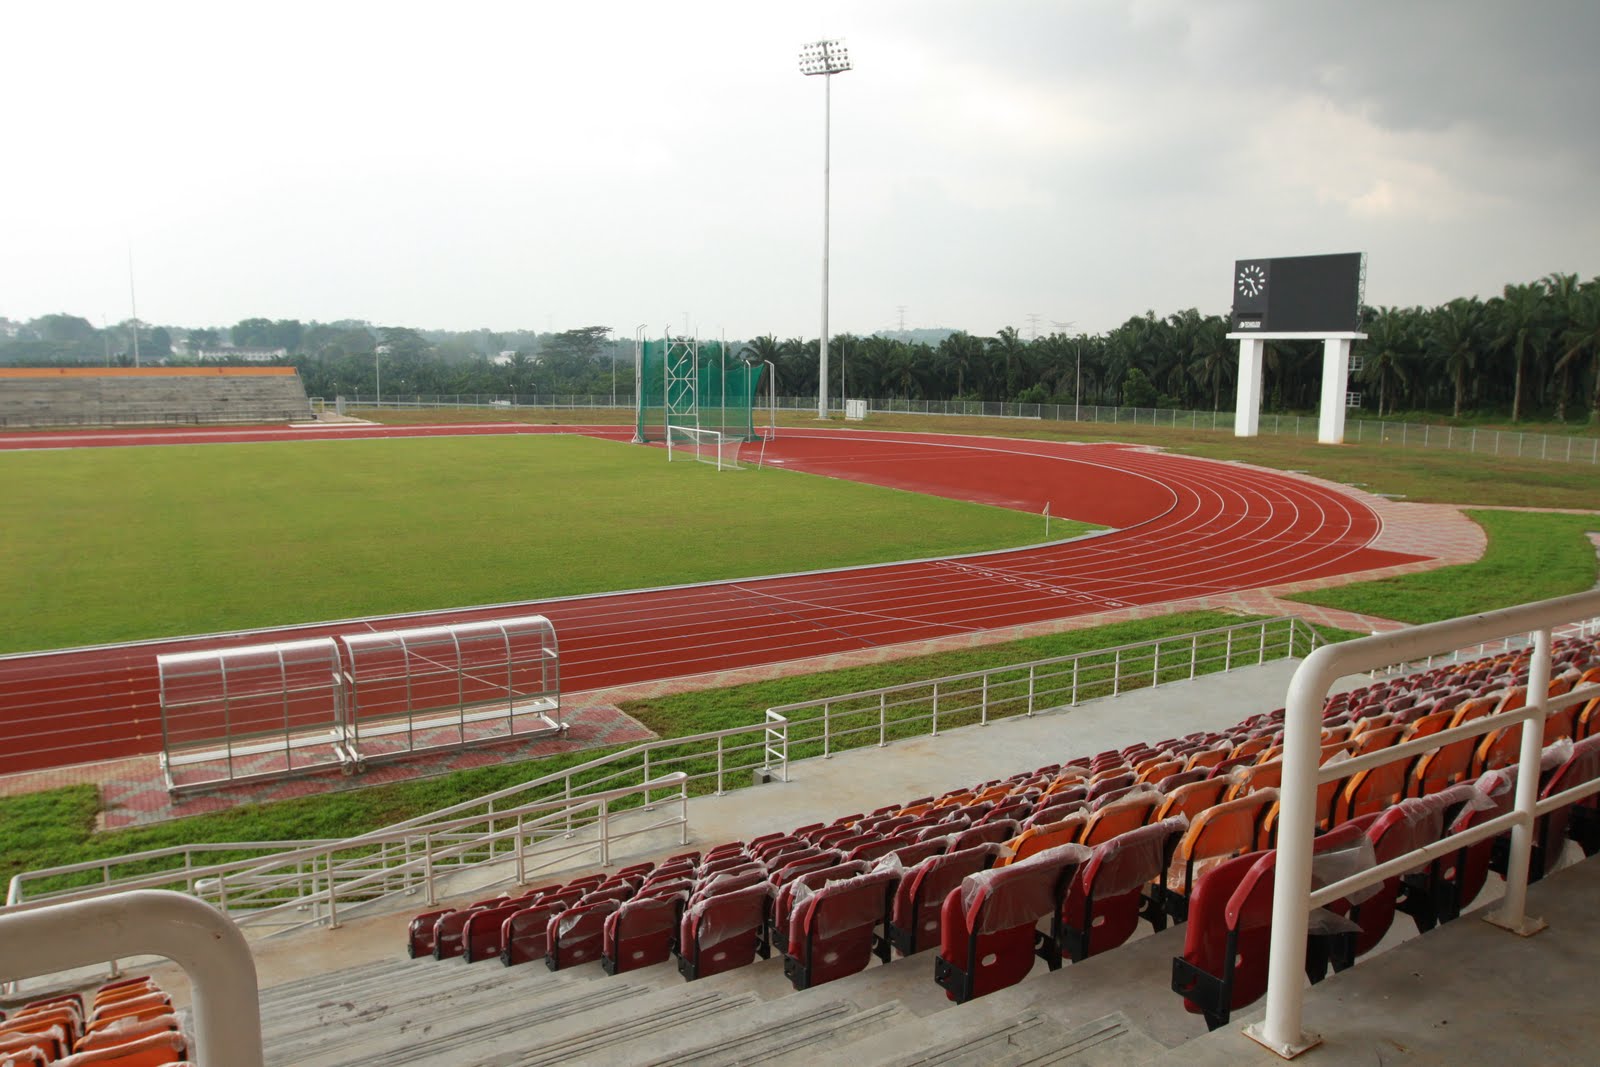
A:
[0,424,1423,773]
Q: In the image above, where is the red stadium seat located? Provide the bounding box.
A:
[1061,816,1187,961]
[462,901,528,963]
[783,868,898,989]
[934,842,1090,1003]
[545,899,620,970]
[883,843,1000,959]
[603,892,686,975]
[499,900,566,966]
[677,883,771,980]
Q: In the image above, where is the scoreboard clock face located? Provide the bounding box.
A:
[1232,258,1271,328]
[1237,263,1266,299]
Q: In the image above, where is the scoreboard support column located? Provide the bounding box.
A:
[1234,336,1265,438]
[1318,338,1353,444]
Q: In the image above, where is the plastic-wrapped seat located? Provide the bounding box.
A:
[1325,784,1485,970]
[999,812,1087,867]
[770,861,868,950]
[500,900,567,966]
[885,836,947,868]
[688,868,767,905]
[0,1026,69,1063]
[406,908,454,958]
[603,892,685,974]
[882,843,1000,959]
[69,1014,181,1056]
[1152,777,1228,825]
[784,868,898,989]
[949,819,1020,851]
[677,883,771,980]
[463,900,530,963]
[1162,789,1278,921]
[1172,821,1367,1030]
[1061,816,1187,961]
[770,850,845,888]
[1539,734,1600,859]
[934,842,1091,1003]
[43,1030,188,1067]
[1078,790,1159,847]
[545,899,621,971]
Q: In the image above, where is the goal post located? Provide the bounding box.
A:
[666,424,743,471]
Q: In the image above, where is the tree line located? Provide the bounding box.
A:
[3,271,1596,421]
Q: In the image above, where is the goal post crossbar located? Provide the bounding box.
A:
[665,424,743,471]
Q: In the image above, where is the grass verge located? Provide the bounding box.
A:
[1287,510,1600,623]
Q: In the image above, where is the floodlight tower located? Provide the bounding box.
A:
[799,38,851,419]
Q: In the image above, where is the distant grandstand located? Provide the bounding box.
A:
[0,367,313,428]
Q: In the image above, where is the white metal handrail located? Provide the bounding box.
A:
[767,616,1322,757]
[6,774,690,927]
[0,890,264,1067]
[1254,589,1600,1059]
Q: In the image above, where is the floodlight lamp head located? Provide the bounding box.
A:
[799,39,851,76]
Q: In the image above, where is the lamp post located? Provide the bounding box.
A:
[799,38,851,419]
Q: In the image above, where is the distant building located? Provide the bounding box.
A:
[490,350,518,366]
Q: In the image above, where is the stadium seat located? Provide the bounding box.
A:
[1152,777,1229,825]
[688,868,767,904]
[1162,789,1278,921]
[0,1028,69,1063]
[545,899,620,970]
[678,883,771,980]
[603,892,686,975]
[1172,821,1367,1030]
[1061,816,1187,960]
[47,1030,188,1066]
[86,994,172,1033]
[70,1014,182,1055]
[784,868,898,989]
[500,900,566,966]
[934,842,1090,1003]
[463,900,529,963]
[998,813,1085,866]
[884,836,947,868]
[1539,734,1600,859]
[1079,790,1159,847]
[770,861,869,951]
[882,843,1000,959]
[406,908,453,958]
[0,1049,49,1067]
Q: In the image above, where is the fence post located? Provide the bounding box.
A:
[1190,634,1199,680]
[1152,642,1161,687]
[1027,666,1036,717]
[515,816,526,885]
[1113,649,1122,696]
[1225,628,1234,671]
[1259,623,1267,664]
[823,702,832,757]
[981,675,990,726]
[598,798,610,866]
[931,688,940,736]
[1071,659,1080,706]
[879,693,887,747]
[325,853,339,929]
[715,735,725,796]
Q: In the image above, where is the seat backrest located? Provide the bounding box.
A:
[1067,816,1186,921]
[1171,789,1278,892]
[998,813,1085,866]
[1079,793,1158,847]
[1154,778,1230,823]
[49,1029,188,1067]
[788,868,898,954]
[886,836,947,868]
[959,842,1091,936]
[940,825,1017,857]
[689,869,766,905]
[682,882,770,953]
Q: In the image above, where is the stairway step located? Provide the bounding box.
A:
[635,997,911,1067]
[862,1009,1163,1067]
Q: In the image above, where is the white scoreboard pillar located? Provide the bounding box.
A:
[1227,331,1366,444]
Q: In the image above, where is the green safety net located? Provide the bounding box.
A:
[635,339,767,442]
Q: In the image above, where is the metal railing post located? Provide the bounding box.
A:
[598,798,610,866]
[981,675,990,726]
[423,834,435,906]
[931,688,940,736]
[1113,649,1122,696]
[1190,634,1199,679]
[515,816,526,885]
[1027,666,1036,716]
[879,693,887,746]
[823,702,832,757]
[715,736,725,795]
[1224,628,1234,671]
[325,854,339,929]
[1488,628,1553,935]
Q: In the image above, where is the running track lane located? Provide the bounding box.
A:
[0,425,1425,773]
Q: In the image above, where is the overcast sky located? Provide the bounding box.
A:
[4,0,1597,339]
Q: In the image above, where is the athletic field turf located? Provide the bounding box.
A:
[0,434,1095,654]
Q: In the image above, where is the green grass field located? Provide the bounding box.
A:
[0,434,1094,654]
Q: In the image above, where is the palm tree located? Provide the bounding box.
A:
[938,331,984,398]
[1189,316,1234,411]
[1426,299,1484,417]
[1543,272,1582,420]
[1359,307,1417,416]
[1554,278,1600,423]
[988,326,1029,400]
[1490,282,1551,421]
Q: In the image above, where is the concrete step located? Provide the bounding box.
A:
[633,997,911,1067]
[272,971,663,1067]
[844,1008,1166,1067]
